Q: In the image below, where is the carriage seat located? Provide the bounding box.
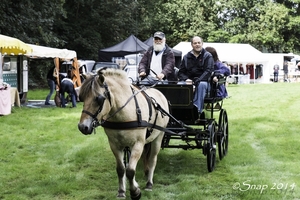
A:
[204,71,228,103]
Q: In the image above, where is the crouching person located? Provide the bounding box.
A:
[60,77,77,108]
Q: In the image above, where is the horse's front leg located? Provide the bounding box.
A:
[127,142,144,200]
[111,148,126,198]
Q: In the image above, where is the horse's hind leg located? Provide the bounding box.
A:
[144,133,164,191]
[127,143,144,200]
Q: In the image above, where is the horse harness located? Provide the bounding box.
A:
[82,82,173,135]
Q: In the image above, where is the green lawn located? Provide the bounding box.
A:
[0,83,299,200]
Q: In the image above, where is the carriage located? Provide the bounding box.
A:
[125,72,229,172]
[153,73,229,172]
[78,68,229,199]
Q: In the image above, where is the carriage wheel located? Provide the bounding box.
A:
[123,147,131,167]
[207,121,216,172]
[217,109,229,160]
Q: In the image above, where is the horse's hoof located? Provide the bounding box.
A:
[131,192,141,200]
[145,182,153,191]
[130,188,141,200]
[117,191,126,199]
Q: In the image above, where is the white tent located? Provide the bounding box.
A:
[173,42,270,83]
[25,44,82,88]
[264,53,300,82]
[25,44,76,59]
[174,42,268,63]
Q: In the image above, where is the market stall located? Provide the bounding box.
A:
[0,34,32,114]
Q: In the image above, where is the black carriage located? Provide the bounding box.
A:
[150,72,229,172]
[123,72,229,172]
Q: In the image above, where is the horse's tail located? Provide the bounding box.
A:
[145,131,161,144]
[142,142,151,177]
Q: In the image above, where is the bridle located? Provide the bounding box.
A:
[81,81,111,128]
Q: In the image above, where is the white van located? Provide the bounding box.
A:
[60,60,95,77]
[123,53,143,83]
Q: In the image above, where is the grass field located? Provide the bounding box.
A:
[0,82,299,200]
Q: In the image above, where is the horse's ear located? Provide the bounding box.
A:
[82,73,89,80]
[97,70,105,83]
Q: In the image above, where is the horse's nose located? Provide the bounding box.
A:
[78,123,93,135]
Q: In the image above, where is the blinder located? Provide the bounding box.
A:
[81,82,111,127]
[96,94,106,106]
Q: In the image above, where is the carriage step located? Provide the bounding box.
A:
[194,118,207,125]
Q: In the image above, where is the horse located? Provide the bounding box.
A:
[77,68,169,200]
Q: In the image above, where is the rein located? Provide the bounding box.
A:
[101,85,151,128]
[103,85,149,123]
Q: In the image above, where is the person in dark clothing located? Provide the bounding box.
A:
[45,66,57,105]
[138,31,176,84]
[177,36,214,117]
[59,75,77,108]
[283,61,289,82]
[273,63,279,82]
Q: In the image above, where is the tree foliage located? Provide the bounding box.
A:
[1,0,300,58]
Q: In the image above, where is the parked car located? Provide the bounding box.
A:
[91,62,120,73]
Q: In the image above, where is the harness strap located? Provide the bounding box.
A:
[82,110,97,119]
[131,87,142,126]
[101,120,148,129]
[101,120,180,135]
[141,90,152,121]
[104,85,148,122]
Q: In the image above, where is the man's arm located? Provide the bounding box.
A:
[138,50,150,75]
[177,55,189,81]
[161,50,175,79]
[196,53,214,82]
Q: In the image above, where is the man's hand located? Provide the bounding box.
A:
[213,76,218,82]
[139,72,146,77]
[157,73,165,80]
[186,79,192,85]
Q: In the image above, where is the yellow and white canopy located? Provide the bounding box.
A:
[0,34,32,55]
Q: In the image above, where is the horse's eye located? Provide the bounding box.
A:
[95,95,106,105]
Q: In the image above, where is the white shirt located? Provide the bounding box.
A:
[62,78,74,84]
[150,51,163,77]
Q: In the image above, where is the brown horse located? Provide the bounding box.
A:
[77,68,169,199]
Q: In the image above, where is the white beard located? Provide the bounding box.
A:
[153,41,165,52]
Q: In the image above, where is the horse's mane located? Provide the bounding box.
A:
[79,68,129,100]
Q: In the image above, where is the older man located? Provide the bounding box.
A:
[138,31,176,84]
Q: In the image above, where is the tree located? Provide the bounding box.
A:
[0,0,66,46]
[57,0,146,60]
[218,0,300,53]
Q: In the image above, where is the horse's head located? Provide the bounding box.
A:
[78,69,112,135]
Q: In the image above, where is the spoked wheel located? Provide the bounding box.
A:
[207,121,216,172]
[123,147,131,167]
[217,109,229,160]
